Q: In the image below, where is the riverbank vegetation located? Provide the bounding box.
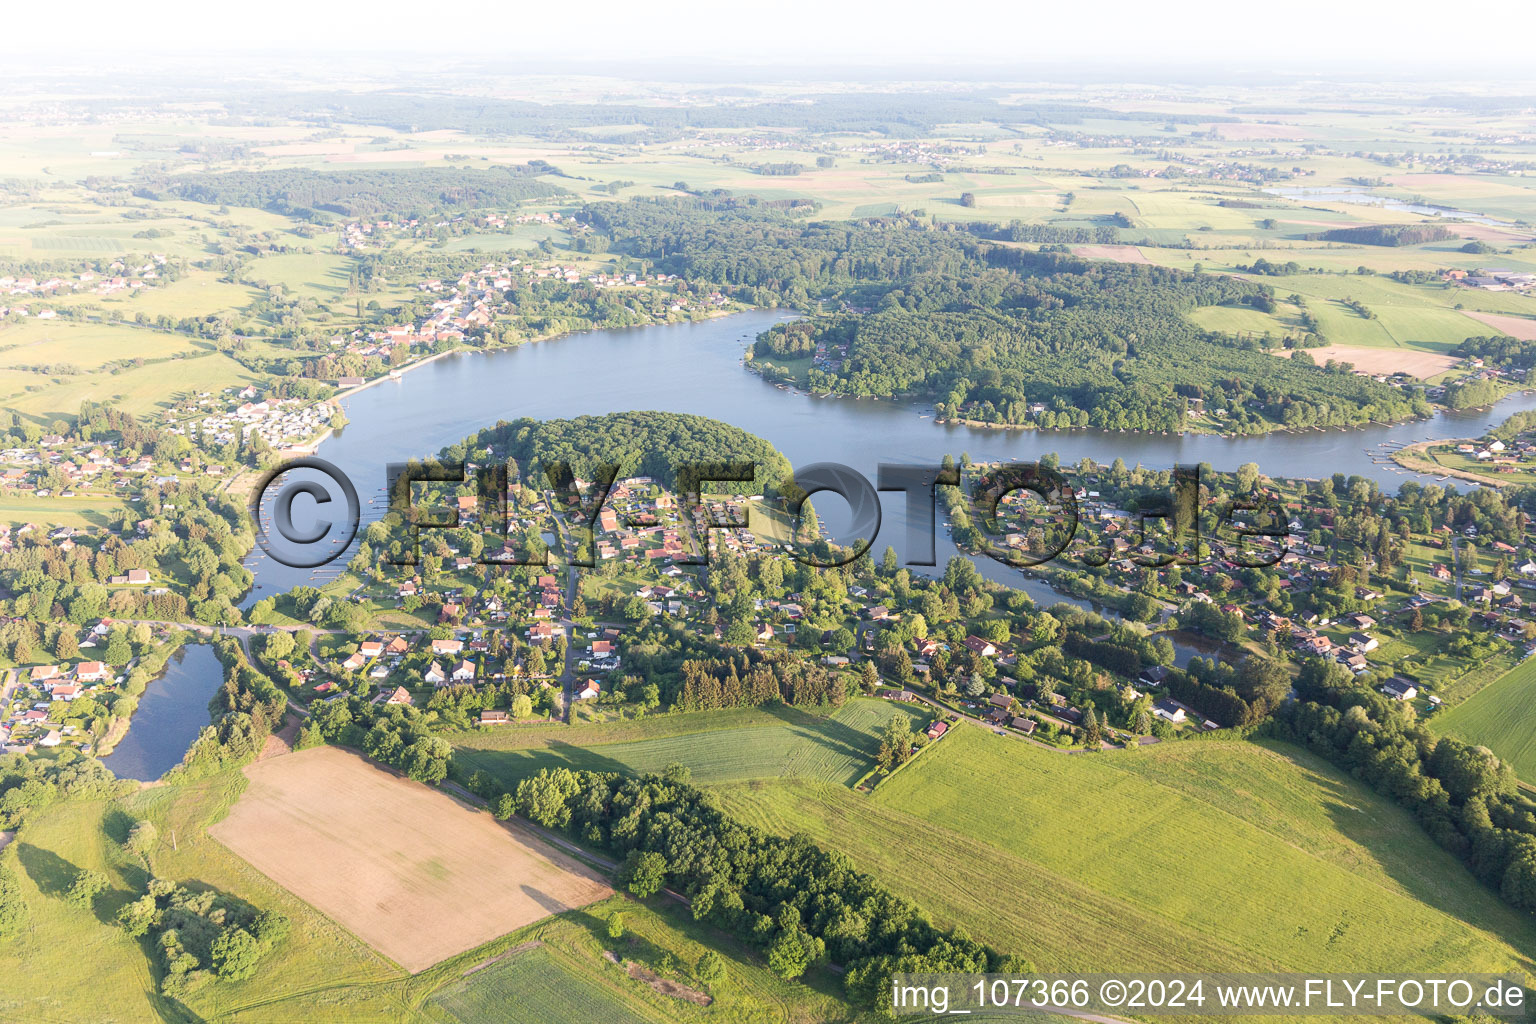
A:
[585,200,1432,433]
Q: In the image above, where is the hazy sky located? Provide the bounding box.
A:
[12,0,1536,74]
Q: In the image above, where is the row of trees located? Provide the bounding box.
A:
[510,765,1022,1005]
[1272,661,1536,913]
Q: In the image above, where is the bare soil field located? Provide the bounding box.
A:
[209,747,611,972]
[1279,344,1457,379]
[1464,310,1536,341]
[1071,244,1150,264]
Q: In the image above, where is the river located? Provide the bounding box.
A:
[100,644,224,781]
[241,308,1536,606]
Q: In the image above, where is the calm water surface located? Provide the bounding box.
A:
[242,310,1536,603]
[101,644,224,781]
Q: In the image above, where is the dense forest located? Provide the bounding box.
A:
[231,91,1235,140]
[1307,225,1459,246]
[583,200,1428,432]
[135,165,566,219]
[449,412,795,497]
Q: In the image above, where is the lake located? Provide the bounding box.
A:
[100,644,224,781]
[242,308,1536,604]
[1263,185,1512,227]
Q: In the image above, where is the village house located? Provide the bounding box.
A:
[373,686,413,707]
[964,636,998,658]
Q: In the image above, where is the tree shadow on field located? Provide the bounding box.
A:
[459,739,631,793]
[521,883,575,918]
[102,806,137,846]
[567,906,669,966]
[149,990,208,1024]
[15,842,137,926]
[15,842,79,899]
[1271,739,1536,975]
[762,701,897,780]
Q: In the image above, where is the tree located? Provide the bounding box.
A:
[212,927,262,980]
[696,950,725,983]
[116,893,158,938]
[1082,705,1102,749]
[1236,462,1260,493]
[876,714,915,770]
[767,927,819,979]
[621,850,668,898]
[65,869,108,909]
[511,693,534,719]
[0,864,26,939]
[126,820,158,861]
[494,793,515,821]
[608,912,626,939]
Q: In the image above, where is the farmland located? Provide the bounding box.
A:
[430,943,661,1024]
[1433,657,1536,784]
[208,746,612,972]
[0,759,869,1024]
[450,697,931,791]
[0,769,413,1023]
[714,728,1536,976]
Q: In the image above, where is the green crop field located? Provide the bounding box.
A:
[0,319,200,372]
[714,727,1536,977]
[430,944,659,1024]
[243,251,356,304]
[1434,657,1536,784]
[451,698,931,790]
[0,492,128,530]
[4,351,260,425]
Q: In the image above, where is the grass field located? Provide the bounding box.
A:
[430,943,660,1024]
[209,746,612,972]
[715,728,1536,977]
[0,491,128,529]
[0,318,200,371]
[0,770,413,1023]
[3,350,260,424]
[1434,656,1536,784]
[451,698,932,791]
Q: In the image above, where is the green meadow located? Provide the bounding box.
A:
[0,759,863,1024]
[1434,657,1536,784]
[714,727,1536,977]
[3,351,260,425]
[451,698,932,790]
